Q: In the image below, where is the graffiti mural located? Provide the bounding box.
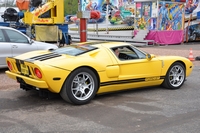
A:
[158,2,184,30]
[184,0,200,42]
[135,2,154,30]
[185,0,199,14]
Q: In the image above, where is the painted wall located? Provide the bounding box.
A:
[158,1,184,30]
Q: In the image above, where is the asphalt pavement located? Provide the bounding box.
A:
[0,41,200,133]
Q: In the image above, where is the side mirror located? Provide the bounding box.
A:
[146,54,155,60]
[29,39,34,44]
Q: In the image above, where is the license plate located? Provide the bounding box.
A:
[20,64,29,75]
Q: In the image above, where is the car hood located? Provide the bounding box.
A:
[155,55,190,61]
[14,50,106,71]
[155,55,193,68]
[33,40,58,50]
[16,50,70,62]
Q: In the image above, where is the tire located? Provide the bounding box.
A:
[162,62,186,89]
[60,67,98,105]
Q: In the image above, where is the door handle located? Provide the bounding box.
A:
[12,45,18,48]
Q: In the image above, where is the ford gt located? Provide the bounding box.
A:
[5,42,193,105]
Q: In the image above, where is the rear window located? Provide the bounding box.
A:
[52,44,98,56]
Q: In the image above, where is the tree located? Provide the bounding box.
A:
[0,0,16,7]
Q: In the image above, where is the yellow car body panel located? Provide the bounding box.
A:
[5,42,193,96]
[155,56,193,77]
[6,57,71,93]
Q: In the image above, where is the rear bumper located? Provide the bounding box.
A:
[6,71,48,89]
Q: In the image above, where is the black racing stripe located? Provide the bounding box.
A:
[160,76,165,79]
[100,78,145,86]
[29,53,61,61]
[100,76,165,87]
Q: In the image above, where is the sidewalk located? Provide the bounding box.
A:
[148,42,200,50]
[139,42,200,66]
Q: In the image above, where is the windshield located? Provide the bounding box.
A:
[52,45,98,56]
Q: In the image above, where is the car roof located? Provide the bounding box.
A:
[100,42,131,48]
[0,26,16,30]
[76,41,131,48]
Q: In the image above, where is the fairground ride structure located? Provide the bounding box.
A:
[0,0,70,46]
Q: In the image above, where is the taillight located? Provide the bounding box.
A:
[34,68,42,78]
[7,61,13,70]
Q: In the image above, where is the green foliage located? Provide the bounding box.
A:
[0,0,16,7]
[64,0,78,16]
[0,4,15,7]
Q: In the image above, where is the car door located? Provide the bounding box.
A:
[117,58,162,80]
[3,29,38,57]
[112,46,162,80]
[0,29,11,66]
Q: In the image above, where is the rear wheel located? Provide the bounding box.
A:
[162,62,185,89]
[60,67,98,105]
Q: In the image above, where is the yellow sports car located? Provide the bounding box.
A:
[5,42,193,105]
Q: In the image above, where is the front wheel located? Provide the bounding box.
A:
[60,67,98,105]
[162,62,186,89]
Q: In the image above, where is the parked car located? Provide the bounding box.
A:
[0,26,58,68]
[191,28,200,41]
[6,41,193,105]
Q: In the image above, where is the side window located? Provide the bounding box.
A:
[112,47,120,57]
[120,46,139,60]
[132,47,146,59]
[0,30,5,42]
[134,49,146,59]
[4,29,29,43]
[112,46,146,60]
